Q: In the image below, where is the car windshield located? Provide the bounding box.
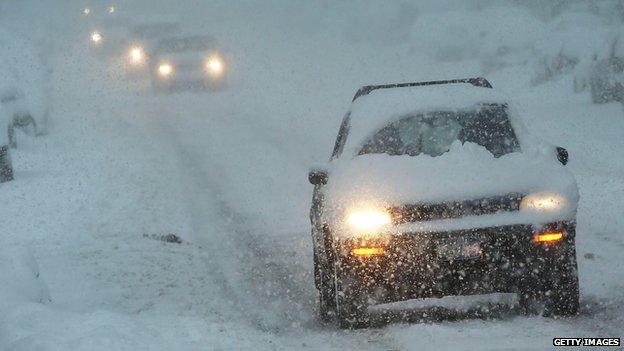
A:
[156,36,216,53]
[359,104,520,158]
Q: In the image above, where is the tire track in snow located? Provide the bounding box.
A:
[142,98,400,350]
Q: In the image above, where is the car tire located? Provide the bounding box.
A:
[318,267,336,322]
[334,261,367,329]
[518,247,579,317]
[546,249,580,317]
[314,251,336,322]
[0,145,14,183]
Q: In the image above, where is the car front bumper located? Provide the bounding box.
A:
[334,221,576,304]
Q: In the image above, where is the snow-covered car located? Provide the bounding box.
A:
[120,20,182,79]
[308,78,579,328]
[85,10,132,59]
[81,4,117,18]
[150,35,226,92]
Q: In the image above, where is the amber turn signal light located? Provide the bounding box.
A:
[351,247,385,256]
[533,231,564,244]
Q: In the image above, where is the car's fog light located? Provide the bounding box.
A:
[351,247,385,256]
[533,231,564,244]
[521,193,566,212]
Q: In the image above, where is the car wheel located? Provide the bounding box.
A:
[318,266,336,322]
[0,145,14,183]
[518,248,579,317]
[334,261,367,329]
[546,250,580,316]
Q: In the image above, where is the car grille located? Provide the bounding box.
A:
[388,193,523,224]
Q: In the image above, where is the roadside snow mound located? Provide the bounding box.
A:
[0,29,47,130]
[0,246,50,308]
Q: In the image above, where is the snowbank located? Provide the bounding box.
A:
[0,29,48,130]
[0,246,50,309]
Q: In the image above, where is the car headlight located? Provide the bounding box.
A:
[520,193,566,212]
[91,31,103,44]
[83,7,91,16]
[206,55,224,76]
[108,5,115,14]
[129,46,145,64]
[158,63,173,77]
[346,208,391,231]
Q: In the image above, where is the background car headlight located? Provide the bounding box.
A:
[91,31,102,44]
[158,63,173,77]
[346,209,391,231]
[129,47,145,64]
[520,193,566,212]
[83,7,91,16]
[206,55,224,76]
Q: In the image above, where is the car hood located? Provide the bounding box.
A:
[325,141,579,213]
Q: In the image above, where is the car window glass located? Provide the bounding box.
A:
[331,113,350,159]
[359,104,520,158]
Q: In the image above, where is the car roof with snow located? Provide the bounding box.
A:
[342,79,512,156]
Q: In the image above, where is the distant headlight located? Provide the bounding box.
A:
[520,193,566,212]
[158,63,173,77]
[346,208,391,231]
[128,46,145,64]
[91,31,103,44]
[83,7,91,16]
[108,5,115,14]
[206,55,224,76]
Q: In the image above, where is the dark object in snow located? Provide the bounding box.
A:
[584,252,595,260]
[8,112,38,149]
[556,146,569,165]
[352,77,492,101]
[143,233,183,244]
[0,145,14,183]
[308,168,328,186]
[588,37,624,104]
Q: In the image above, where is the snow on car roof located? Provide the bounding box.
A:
[343,83,509,156]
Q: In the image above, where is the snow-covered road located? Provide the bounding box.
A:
[1,1,624,350]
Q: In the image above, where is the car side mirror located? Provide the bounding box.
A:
[308,169,328,185]
[556,146,568,165]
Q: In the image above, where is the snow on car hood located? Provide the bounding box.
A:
[325,141,579,222]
